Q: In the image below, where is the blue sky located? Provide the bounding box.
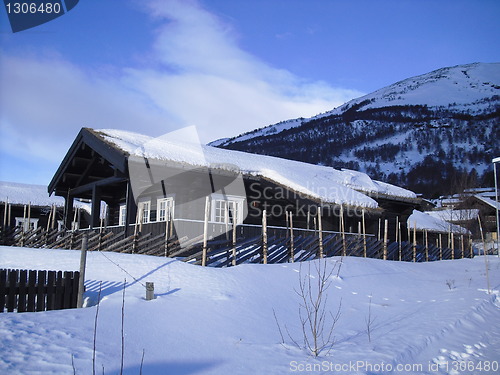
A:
[1,0,499,185]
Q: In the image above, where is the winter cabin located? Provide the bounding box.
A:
[47,128,422,246]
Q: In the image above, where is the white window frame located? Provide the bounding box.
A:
[157,197,175,222]
[138,200,151,224]
[211,195,245,224]
[119,204,127,226]
[15,217,39,231]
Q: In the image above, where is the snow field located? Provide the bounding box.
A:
[0,246,499,374]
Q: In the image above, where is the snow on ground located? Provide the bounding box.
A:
[1,246,499,375]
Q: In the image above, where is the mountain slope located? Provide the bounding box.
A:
[212,63,500,197]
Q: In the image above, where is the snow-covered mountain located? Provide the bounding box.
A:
[212,62,500,197]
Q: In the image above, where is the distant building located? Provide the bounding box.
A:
[0,181,90,231]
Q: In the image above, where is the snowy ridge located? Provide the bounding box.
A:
[98,128,417,208]
[213,62,500,146]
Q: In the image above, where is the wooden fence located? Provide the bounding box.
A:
[0,269,80,313]
[0,218,472,268]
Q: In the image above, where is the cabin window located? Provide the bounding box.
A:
[211,195,244,224]
[138,201,151,223]
[119,205,127,226]
[157,197,175,222]
[15,217,39,231]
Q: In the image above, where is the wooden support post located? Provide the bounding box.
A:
[77,234,88,308]
[262,209,268,264]
[341,206,346,256]
[451,231,455,260]
[27,202,31,232]
[461,235,465,259]
[425,229,429,262]
[318,207,324,258]
[164,213,170,257]
[72,206,78,231]
[2,200,7,228]
[398,222,402,261]
[469,235,473,258]
[289,212,294,262]
[232,221,237,267]
[202,196,210,267]
[51,205,56,230]
[133,209,140,254]
[362,209,367,258]
[23,204,27,231]
[21,204,26,246]
[8,203,12,229]
[395,216,399,243]
[439,233,443,260]
[378,218,381,241]
[225,204,230,263]
[413,221,417,262]
[307,209,311,230]
[383,219,388,260]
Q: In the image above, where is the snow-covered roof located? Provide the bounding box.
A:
[408,210,469,235]
[425,209,479,223]
[0,181,90,211]
[97,129,418,209]
[473,195,500,210]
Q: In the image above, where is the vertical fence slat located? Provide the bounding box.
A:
[27,270,37,312]
[17,270,27,313]
[55,271,64,310]
[63,272,72,309]
[72,272,80,309]
[36,271,46,312]
[7,269,18,312]
[46,271,56,311]
[0,269,6,313]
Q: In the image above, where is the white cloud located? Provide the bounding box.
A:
[0,0,363,183]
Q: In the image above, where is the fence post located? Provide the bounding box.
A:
[77,234,88,308]
[413,222,417,262]
[318,207,324,258]
[398,222,402,261]
[232,222,237,267]
[262,210,268,264]
[383,219,388,260]
[425,229,429,262]
[340,206,346,256]
[451,231,455,260]
[362,209,367,258]
[202,196,210,267]
[289,212,294,262]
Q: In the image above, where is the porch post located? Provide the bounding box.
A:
[124,182,137,236]
[90,185,101,229]
[64,192,74,230]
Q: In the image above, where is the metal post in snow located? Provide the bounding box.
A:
[146,282,154,300]
[493,157,500,258]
